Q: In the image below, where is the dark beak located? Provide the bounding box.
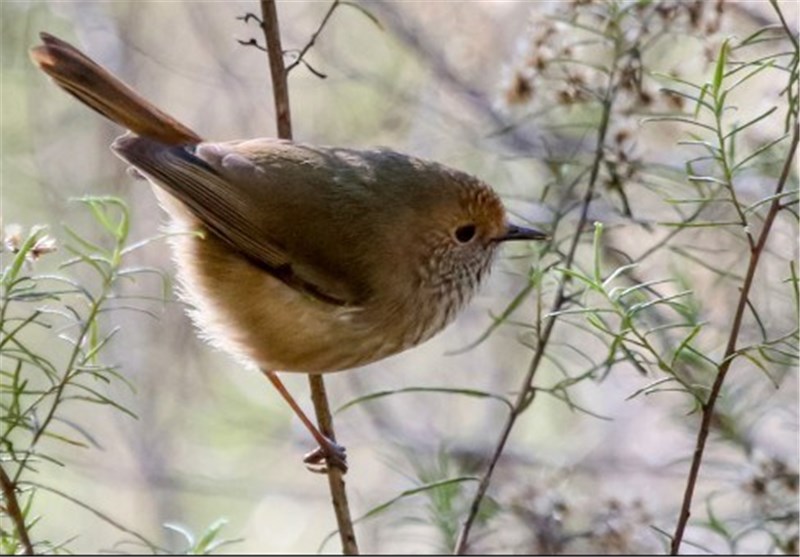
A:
[494,223,549,243]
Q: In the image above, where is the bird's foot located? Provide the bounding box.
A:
[303,437,348,474]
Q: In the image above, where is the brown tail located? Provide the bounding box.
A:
[30,33,202,146]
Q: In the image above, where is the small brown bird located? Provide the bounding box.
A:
[30,33,548,468]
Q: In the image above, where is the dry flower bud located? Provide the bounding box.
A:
[506,72,535,105]
[3,224,23,253]
[30,234,57,260]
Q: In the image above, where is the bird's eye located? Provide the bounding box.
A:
[454,224,477,243]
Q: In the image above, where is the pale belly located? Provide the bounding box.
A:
[172,229,404,372]
[154,190,467,373]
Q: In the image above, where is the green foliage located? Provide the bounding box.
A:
[0,199,237,554]
[1,199,137,552]
[5,1,797,554]
[164,520,242,555]
[408,1,798,553]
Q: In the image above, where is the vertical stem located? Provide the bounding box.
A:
[309,375,359,555]
[260,0,292,140]
[256,2,359,554]
[669,122,799,554]
[0,464,34,554]
[454,52,620,555]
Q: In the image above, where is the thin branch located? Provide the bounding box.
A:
[0,463,34,555]
[768,0,799,52]
[309,375,359,555]
[454,39,622,557]
[285,0,341,75]
[256,2,359,554]
[670,120,799,555]
[259,0,291,139]
[237,37,267,52]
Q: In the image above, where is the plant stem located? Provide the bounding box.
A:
[260,0,291,140]
[285,0,340,74]
[670,121,799,555]
[257,2,359,554]
[14,270,112,486]
[454,45,621,556]
[309,375,359,555]
[0,463,34,554]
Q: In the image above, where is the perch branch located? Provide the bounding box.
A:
[256,2,359,554]
[260,0,291,139]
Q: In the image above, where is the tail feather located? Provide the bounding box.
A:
[30,33,202,146]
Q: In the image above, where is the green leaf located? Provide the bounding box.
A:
[2,227,47,287]
[642,116,716,133]
[193,519,233,554]
[724,106,778,141]
[712,39,730,99]
[336,387,513,414]
[732,132,791,172]
[164,522,195,547]
[592,221,604,283]
[319,477,479,552]
[670,325,702,369]
[625,377,676,400]
[696,83,710,119]
[738,24,785,48]
[77,196,130,244]
[340,1,384,30]
[790,261,799,318]
[737,349,779,387]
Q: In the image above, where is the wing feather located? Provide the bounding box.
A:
[112,135,358,306]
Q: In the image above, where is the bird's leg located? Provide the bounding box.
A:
[262,369,347,473]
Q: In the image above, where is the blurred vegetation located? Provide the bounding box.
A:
[2,0,798,554]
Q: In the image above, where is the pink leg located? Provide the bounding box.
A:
[262,370,347,472]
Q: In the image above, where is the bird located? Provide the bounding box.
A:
[30,32,548,470]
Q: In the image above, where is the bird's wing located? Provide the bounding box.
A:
[112,135,367,307]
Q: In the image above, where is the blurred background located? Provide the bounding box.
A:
[3,1,798,554]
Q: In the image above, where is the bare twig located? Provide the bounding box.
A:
[0,464,34,555]
[670,121,799,555]
[256,2,359,554]
[285,0,341,75]
[454,44,622,556]
[237,37,267,52]
[259,0,291,139]
[769,0,799,52]
[309,375,359,555]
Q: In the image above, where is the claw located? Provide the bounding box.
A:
[261,370,349,474]
[303,439,348,474]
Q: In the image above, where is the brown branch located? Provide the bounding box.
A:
[0,463,34,554]
[669,121,799,555]
[256,2,359,554]
[309,375,359,555]
[285,0,340,75]
[454,52,621,555]
[259,0,291,140]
